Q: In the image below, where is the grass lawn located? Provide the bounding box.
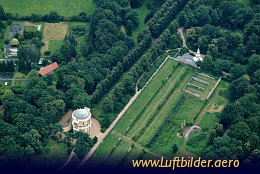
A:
[148,94,205,157]
[186,112,218,154]
[104,140,132,167]
[38,139,68,167]
[68,21,89,28]
[185,81,229,154]
[48,40,63,53]
[1,0,95,17]
[122,146,143,167]
[113,59,178,134]
[88,133,120,166]
[0,79,12,86]
[184,73,218,100]
[126,66,186,138]
[68,22,89,55]
[41,22,68,54]
[132,0,152,43]
[137,69,193,146]
[12,72,28,86]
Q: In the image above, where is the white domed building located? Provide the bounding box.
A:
[72,107,92,133]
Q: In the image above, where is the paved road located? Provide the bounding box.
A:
[76,90,141,170]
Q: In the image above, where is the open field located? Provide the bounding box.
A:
[48,40,63,53]
[1,0,94,17]
[41,22,68,54]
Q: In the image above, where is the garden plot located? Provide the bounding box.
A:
[89,59,228,165]
[41,22,68,54]
[184,73,218,100]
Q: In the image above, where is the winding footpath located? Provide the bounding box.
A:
[178,27,187,48]
[183,126,201,139]
[178,27,206,58]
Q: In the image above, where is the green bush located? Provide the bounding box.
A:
[4,39,10,44]
[12,85,26,94]
[180,47,189,54]
[187,132,206,146]
[44,50,52,55]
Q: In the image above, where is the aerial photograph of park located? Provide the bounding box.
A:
[0,0,259,173]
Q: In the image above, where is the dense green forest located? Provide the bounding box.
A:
[179,0,260,168]
[0,0,259,169]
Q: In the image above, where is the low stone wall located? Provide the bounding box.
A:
[183,89,200,98]
[198,72,215,80]
[192,77,209,85]
[207,77,222,99]
[187,82,205,91]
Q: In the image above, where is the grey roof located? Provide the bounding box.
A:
[38,58,44,65]
[175,53,197,67]
[4,45,18,59]
[9,24,24,39]
[73,108,90,119]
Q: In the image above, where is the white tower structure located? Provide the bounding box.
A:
[193,48,203,62]
[72,107,92,133]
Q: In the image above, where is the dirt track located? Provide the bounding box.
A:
[178,27,206,58]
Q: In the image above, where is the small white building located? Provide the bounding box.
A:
[37,25,41,31]
[72,107,92,133]
[193,48,203,62]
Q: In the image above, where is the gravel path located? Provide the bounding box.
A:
[76,90,141,170]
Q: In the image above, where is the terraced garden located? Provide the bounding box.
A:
[87,56,229,168]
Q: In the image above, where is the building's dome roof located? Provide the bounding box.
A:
[73,108,91,119]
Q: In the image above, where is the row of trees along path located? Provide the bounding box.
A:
[74,45,180,170]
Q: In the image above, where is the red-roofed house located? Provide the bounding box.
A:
[38,62,59,76]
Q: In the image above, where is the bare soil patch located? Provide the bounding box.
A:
[23,22,39,27]
[41,22,68,54]
[89,118,102,139]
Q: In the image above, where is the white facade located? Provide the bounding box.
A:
[193,48,203,62]
[72,107,92,133]
[37,25,41,31]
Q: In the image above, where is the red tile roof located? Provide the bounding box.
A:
[38,62,59,76]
